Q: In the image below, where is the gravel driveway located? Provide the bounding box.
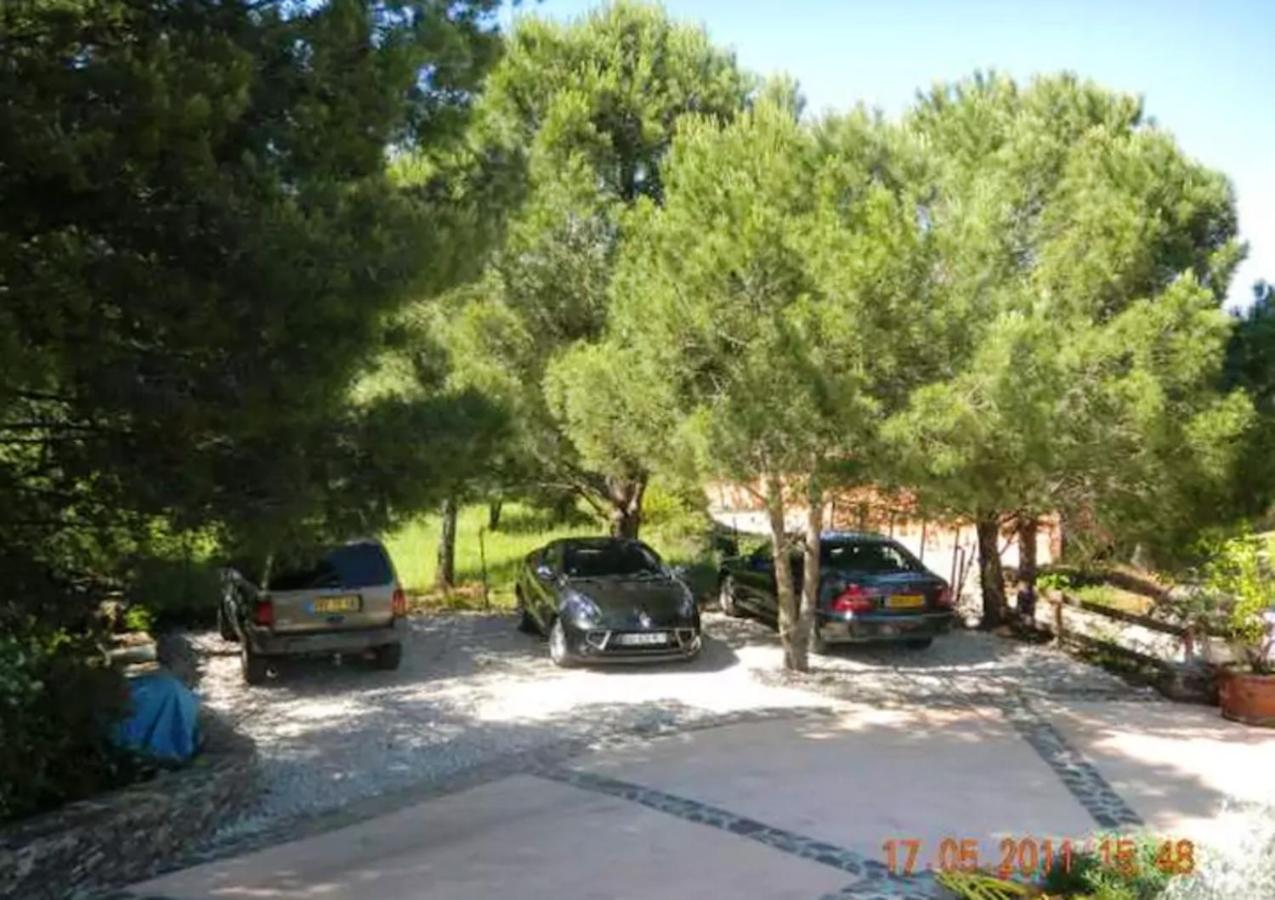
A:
[186,611,1150,855]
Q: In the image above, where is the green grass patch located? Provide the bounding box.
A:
[1072,583,1156,615]
[382,496,722,609]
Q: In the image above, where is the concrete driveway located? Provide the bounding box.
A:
[124,615,1275,900]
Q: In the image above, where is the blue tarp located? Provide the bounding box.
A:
[113,672,201,763]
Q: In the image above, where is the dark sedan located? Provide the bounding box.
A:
[718,531,953,650]
[515,537,702,666]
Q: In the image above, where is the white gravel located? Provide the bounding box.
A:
[188,612,1148,846]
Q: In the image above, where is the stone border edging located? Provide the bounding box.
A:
[0,709,257,900]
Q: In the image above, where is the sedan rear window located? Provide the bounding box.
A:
[269,543,394,590]
[563,542,662,578]
[821,540,919,573]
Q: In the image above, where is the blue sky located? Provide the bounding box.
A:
[506,0,1273,308]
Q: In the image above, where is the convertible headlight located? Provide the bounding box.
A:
[562,591,601,627]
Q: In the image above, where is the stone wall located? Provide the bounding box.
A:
[0,710,256,899]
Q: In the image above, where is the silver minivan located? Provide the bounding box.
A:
[219,539,405,684]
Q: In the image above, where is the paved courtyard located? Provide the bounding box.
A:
[121,613,1275,899]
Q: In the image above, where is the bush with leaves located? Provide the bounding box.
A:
[0,630,135,823]
[1201,533,1275,673]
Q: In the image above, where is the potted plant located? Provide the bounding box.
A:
[1201,533,1275,726]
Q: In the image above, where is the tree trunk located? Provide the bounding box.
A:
[435,497,458,591]
[796,478,824,672]
[1017,513,1038,587]
[606,475,646,540]
[764,472,801,671]
[975,511,1007,629]
[487,498,503,532]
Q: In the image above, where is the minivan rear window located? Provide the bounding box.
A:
[269,543,394,590]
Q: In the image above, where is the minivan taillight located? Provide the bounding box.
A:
[392,587,406,618]
[253,598,274,627]
[830,584,877,614]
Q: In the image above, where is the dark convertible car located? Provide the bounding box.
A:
[718,531,954,650]
[515,537,701,666]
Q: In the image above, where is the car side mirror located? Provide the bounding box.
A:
[535,564,554,580]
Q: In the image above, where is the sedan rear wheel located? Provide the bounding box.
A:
[718,576,742,617]
[548,619,575,668]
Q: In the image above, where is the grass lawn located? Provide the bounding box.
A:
[382,501,721,610]
[1071,583,1157,615]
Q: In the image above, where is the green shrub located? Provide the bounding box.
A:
[126,556,223,630]
[1042,834,1175,899]
[0,629,135,822]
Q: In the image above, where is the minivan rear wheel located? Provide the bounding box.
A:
[373,643,402,671]
[241,646,268,685]
[217,603,239,642]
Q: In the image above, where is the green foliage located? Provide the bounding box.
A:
[1222,282,1275,522]
[1,0,507,587]
[383,496,717,603]
[1038,571,1075,594]
[1042,835,1174,899]
[127,557,224,630]
[934,870,1033,899]
[0,628,133,822]
[444,1,754,528]
[1196,532,1275,673]
[883,73,1250,574]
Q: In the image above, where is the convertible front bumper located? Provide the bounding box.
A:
[563,626,702,663]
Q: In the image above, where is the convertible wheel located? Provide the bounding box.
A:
[515,589,538,634]
[548,619,575,668]
[718,576,742,617]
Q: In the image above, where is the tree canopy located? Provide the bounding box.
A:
[443,0,754,537]
[1,0,509,588]
[880,74,1250,622]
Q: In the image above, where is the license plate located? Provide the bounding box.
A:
[886,594,924,609]
[614,632,668,646]
[314,595,360,614]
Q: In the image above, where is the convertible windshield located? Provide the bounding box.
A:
[563,541,663,578]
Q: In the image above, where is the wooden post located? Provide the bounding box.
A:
[478,526,490,611]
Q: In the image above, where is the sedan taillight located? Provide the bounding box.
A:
[392,587,407,618]
[830,584,877,614]
[253,598,274,627]
[936,586,954,608]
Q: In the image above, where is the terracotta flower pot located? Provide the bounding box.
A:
[1218,667,1275,727]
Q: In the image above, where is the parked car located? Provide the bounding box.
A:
[514,537,702,666]
[219,538,406,684]
[717,531,953,650]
